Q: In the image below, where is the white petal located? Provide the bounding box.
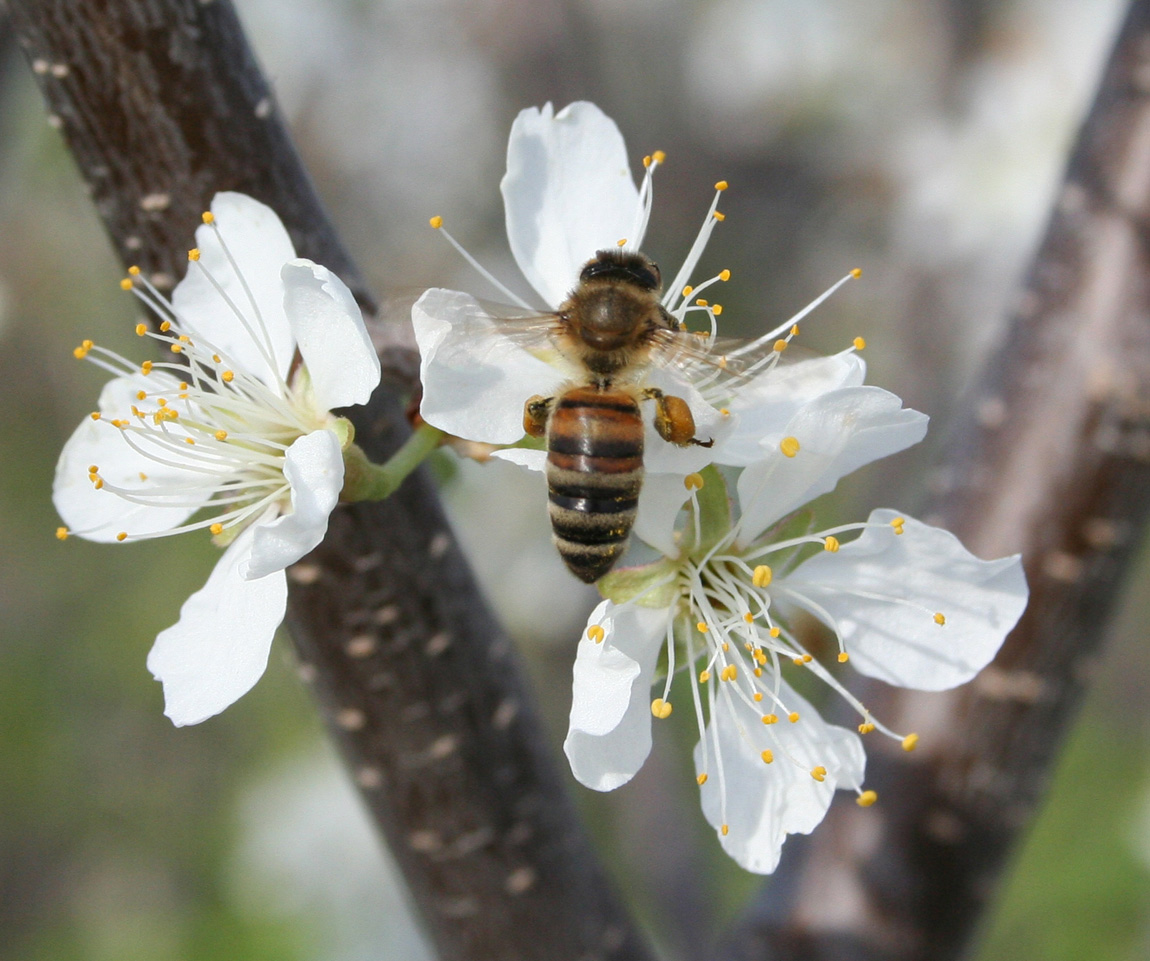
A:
[694,681,865,874]
[488,447,547,471]
[633,473,691,556]
[53,375,212,541]
[147,523,287,726]
[171,192,297,389]
[246,430,344,580]
[563,599,670,791]
[413,288,563,443]
[502,102,641,307]
[783,509,1028,690]
[281,260,381,410]
[736,387,928,543]
[717,352,867,466]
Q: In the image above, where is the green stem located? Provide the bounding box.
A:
[341,423,444,501]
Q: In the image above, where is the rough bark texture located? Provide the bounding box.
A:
[3,2,651,959]
[719,3,1150,959]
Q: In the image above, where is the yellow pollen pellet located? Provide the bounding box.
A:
[780,436,800,458]
[773,339,788,353]
[210,522,224,536]
[934,612,946,625]
[697,622,708,633]
[811,766,827,782]
[56,527,69,541]
[752,564,772,587]
[791,325,800,337]
[651,698,673,719]
[214,430,227,441]
[712,304,723,316]
[853,336,867,350]
[160,321,172,332]
[762,713,777,725]
[761,750,774,764]
[715,180,729,191]
[202,211,215,224]
[89,412,100,421]
[128,265,141,276]
[116,531,127,542]
[222,370,235,383]
[788,712,800,723]
[188,248,200,262]
[857,790,878,807]
[753,692,763,702]
[850,267,862,279]
[652,150,666,164]
[743,612,754,624]
[699,670,711,684]
[720,824,729,836]
[824,536,840,552]
[120,278,133,291]
[697,772,708,786]
[586,625,605,644]
[837,652,850,663]
[684,472,704,491]
[712,211,725,222]
[902,733,919,752]
[682,285,694,297]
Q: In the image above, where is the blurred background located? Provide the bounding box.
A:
[2,0,1149,959]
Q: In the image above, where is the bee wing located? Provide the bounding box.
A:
[422,291,569,366]
[649,328,812,395]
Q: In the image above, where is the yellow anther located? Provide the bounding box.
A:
[642,155,652,168]
[138,472,147,481]
[761,713,778,725]
[790,324,800,337]
[721,642,729,652]
[222,370,235,383]
[902,733,920,752]
[761,750,774,764]
[210,522,224,536]
[792,657,804,666]
[853,336,867,350]
[157,398,168,407]
[115,531,127,542]
[89,412,101,421]
[837,652,850,663]
[720,407,730,415]
[214,430,228,441]
[934,612,946,626]
[184,437,195,445]
[682,285,694,297]
[712,304,723,316]
[170,344,183,353]
[616,238,627,247]
[699,670,711,683]
[73,343,90,359]
[202,211,215,225]
[721,665,738,681]
[697,772,708,786]
[93,478,104,490]
[769,627,781,639]
[141,360,153,374]
[720,824,729,836]
[56,527,69,541]
[824,536,840,552]
[780,436,800,458]
[858,722,876,734]
[719,269,732,282]
[811,766,827,782]
[715,180,729,191]
[752,564,772,587]
[713,211,726,222]
[788,711,800,723]
[178,334,190,343]
[134,323,147,336]
[753,691,763,702]
[651,698,673,719]
[753,667,763,677]
[88,464,98,475]
[695,298,708,307]
[179,382,188,390]
[802,654,812,663]
[212,354,221,363]
[890,516,905,534]
[587,625,605,644]
[850,267,862,279]
[120,278,134,291]
[128,265,141,276]
[697,621,708,633]
[652,150,666,164]
[429,215,443,229]
[136,390,146,401]
[743,612,754,624]
[684,472,704,491]
[755,649,768,663]
[773,339,788,353]
[160,321,172,332]
[857,790,878,807]
[188,248,200,262]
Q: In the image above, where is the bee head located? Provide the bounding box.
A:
[579,250,662,292]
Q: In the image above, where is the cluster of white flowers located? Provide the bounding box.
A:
[54,193,381,726]
[412,102,1028,873]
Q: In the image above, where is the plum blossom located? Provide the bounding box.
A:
[54,192,381,726]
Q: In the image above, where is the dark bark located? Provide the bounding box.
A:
[2,2,651,959]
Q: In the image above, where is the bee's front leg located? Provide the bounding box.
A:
[644,388,714,448]
[523,395,553,438]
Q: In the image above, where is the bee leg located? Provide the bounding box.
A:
[645,388,715,448]
[523,395,553,438]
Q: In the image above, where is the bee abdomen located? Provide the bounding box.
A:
[546,388,644,583]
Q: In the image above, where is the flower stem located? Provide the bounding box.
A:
[341,423,444,501]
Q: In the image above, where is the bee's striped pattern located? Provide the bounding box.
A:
[546,385,644,582]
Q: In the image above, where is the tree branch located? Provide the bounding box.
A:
[719,2,1150,958]
[3,2,652,959]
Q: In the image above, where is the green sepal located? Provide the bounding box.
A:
[598,557,680,609]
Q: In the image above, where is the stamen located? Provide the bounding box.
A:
[429,217,533,310]
[651,698,673,719]
[902,733,919,752]
[856,790,878,807]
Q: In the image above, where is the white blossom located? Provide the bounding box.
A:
[54,192,380,725]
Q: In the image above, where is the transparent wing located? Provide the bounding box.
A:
[416,289,570,368]
[649,327,813,394]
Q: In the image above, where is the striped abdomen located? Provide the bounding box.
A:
[546,385,644,583]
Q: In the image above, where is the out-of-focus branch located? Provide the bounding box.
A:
[720,2,1150,959]
[3,2,652,959]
